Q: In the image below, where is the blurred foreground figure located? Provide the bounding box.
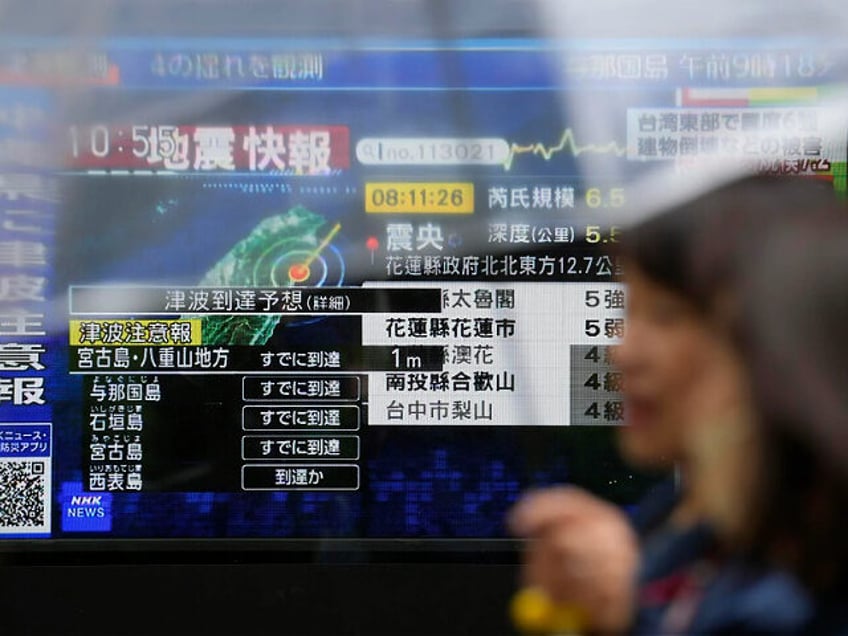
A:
[510,176,843,634]
[691,217,848,634]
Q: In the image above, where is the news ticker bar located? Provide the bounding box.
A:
[7,45,847,90]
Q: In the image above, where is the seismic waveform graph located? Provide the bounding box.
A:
[503,128,626,171]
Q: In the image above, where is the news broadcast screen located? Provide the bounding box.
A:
[1,34,845,542]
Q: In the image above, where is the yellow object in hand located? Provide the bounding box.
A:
[510,588,588,635]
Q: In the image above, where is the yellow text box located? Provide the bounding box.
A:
[365,182,474,214]
[70,319,202,346]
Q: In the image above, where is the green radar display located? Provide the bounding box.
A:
[189,205,344,345]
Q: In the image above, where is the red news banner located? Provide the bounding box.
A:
[67,124,351,174]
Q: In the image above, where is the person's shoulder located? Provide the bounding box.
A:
[697,563,813,634]
[634,479,715,586]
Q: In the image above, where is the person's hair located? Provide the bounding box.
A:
[618,175,842,313]
[621,174,848,590]
[735,221,848,593]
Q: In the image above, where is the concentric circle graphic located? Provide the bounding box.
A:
[252,230,345,289]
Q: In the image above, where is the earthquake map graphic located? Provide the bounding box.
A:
[188,205,345,345]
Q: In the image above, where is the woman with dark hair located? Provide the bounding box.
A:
[510,175,842,634]
[691,219,848,634]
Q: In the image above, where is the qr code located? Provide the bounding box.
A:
[0,459,50,533]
